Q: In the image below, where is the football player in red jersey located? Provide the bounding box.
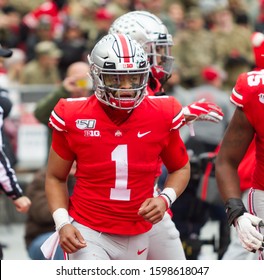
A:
[108,10,223,260]
[215,32,264,259]
[45,33,191,260]
[221,32,264,260]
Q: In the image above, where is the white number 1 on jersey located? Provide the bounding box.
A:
[110,145,131,201]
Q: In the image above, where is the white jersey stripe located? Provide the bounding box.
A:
[51,110,65,126]
[49,118,65,132]
[172,108,184,123]
[232,88,243,100]
[230,96,243,108]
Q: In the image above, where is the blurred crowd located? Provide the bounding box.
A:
[0,0,261,88]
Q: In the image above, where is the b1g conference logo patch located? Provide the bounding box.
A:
[76,119,96,129]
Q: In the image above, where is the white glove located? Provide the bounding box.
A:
[235,213,264,252]
[183,99,224,124]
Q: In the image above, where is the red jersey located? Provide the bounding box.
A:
[146,76,166,177]
[49,95,188,235]
[231,70,264,191]
[147,76,162,96]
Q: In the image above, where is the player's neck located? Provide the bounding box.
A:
[100,103,133,125]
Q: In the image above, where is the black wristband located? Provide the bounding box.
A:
[225,198,247,226]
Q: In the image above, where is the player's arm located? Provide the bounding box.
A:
[138,130,190,224]
[216,108,264,252]
[46,101,75,216]
[45,147,72,215]
[46,131,87,253]
[160,129,191,198]
[215,107,254,202]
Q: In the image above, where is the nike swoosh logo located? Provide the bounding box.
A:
[137,248,147,255]
[137,131,151,138]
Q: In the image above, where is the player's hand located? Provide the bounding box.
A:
[13,196,31,213]
[183,99,224,124]
[235,213,264,252]
[138,197,167,224]
[58,224,87,254]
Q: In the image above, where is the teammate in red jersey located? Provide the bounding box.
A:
[45,33,190,260]
[215,32,264,259]
[108,11,223,125]
[221,32,264,260]
[108,10,223,260]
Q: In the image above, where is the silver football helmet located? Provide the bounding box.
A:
[88,33,149,110]
[109,11,174,81]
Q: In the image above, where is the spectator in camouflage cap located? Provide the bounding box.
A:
[20,40,62,85]
[173,7,216,88]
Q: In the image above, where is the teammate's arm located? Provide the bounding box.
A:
[216,108,264,252]
[215,107,254,201]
